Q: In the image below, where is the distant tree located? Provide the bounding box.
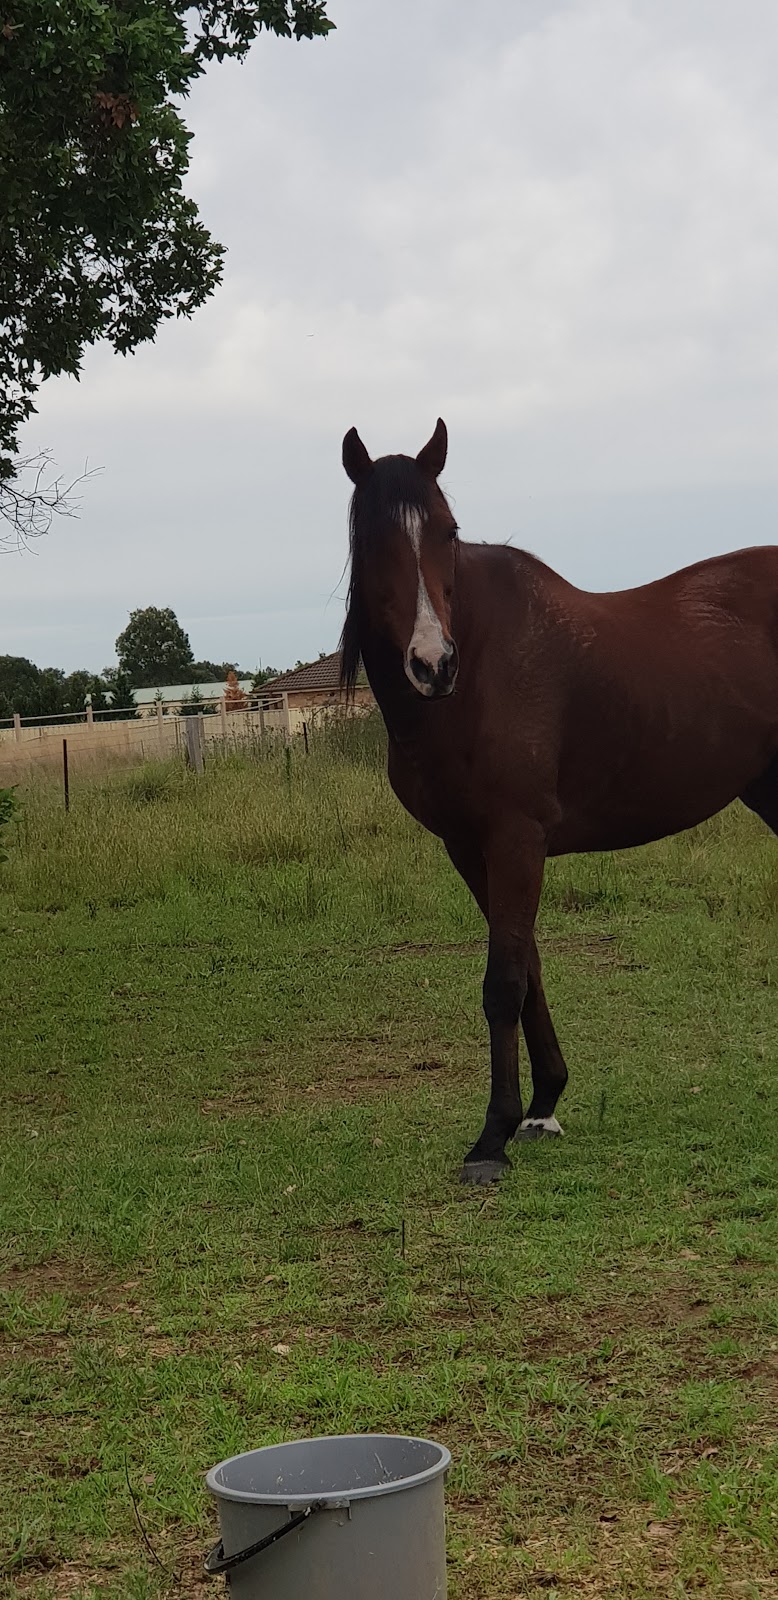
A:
[252,665,279,689]
[101,665,139,719]
[190,659,240,683]
[178,684,215,716]
[0,654,135,721]
[177,684,201,717]
[290,652,330,671]
[0,655,43,717]
[224,670,248,711]
[115,606,194,688]
[0,654,66,718]
[62,669,109,715]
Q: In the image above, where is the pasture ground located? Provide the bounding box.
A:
[1,724,776,1599]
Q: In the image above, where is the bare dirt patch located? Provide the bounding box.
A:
[520,1279,715,1358]
[0,1257,159,1367]
[452,1501,778,1600]
[0,1256,124,1305]
[201,1050,456,1116]
[740,1352,778,1400]
[10,1554,144,1598]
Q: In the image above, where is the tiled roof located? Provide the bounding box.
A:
[264,652,344,692]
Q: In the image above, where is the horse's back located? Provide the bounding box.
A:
[626,544,778,634]
[548,546,778,851]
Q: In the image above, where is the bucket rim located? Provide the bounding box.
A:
[205,1432,452,1506]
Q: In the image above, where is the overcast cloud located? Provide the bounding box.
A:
[5,0,778,673]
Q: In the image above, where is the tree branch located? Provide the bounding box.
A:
[0,452,101,552]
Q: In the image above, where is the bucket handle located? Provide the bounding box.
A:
[204,1500,325,1577]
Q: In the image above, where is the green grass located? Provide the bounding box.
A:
[1,725,776,1598]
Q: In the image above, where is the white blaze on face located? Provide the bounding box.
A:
[401,506,447,689]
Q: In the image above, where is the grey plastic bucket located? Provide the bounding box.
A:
[204,1433,451,1598]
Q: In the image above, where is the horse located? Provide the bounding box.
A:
[340,420,778,1184]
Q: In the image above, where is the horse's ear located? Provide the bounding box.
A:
[416,418,448,480]
[342,427,373,487]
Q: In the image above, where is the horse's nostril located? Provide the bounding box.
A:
[410,653,433,685]
[407,646,458,695]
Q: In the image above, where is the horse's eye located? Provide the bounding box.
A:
[449,526,459,542]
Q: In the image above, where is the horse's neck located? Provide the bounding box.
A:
[359,636,414,743]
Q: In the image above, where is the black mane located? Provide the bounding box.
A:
[339,455,433,694]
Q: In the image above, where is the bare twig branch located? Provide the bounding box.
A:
[123,1453,172,1579]
[0,452,101,552]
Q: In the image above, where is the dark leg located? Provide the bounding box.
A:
[444,835,488,918]
[741,756,778,836]
[515,938,568,1138]
[460,821,547,1185]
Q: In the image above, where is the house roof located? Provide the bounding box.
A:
[264,652,344,693]
[132,681,253,705]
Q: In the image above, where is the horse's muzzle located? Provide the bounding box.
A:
[406,640,459,698]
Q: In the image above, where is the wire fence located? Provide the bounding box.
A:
[0,693,375,785]
[0,689,281,730]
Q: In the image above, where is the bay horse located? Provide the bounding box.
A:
[340,420,778,1184]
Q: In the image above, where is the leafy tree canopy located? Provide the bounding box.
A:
[100,663,139,717]
[115,604,194,687]
[190,658,241,682]
[0,653,107,718]
[178,682,216,714]
[0,0,333,504]
[252,664,279,687]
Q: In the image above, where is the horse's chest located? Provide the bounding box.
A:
[387,739,477,838]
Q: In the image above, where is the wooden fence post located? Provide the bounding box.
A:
[13,713,21,743]
[86,702,94,729]
[184,715,205,775]
[220,697,228,740]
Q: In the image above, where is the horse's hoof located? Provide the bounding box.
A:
[515,1116,564,1141]
[460,1159,509,1186]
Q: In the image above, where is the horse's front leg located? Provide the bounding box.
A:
[461,820,547,1185]
[516,937,568,1138]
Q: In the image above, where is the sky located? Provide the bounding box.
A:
[5,0,778,674]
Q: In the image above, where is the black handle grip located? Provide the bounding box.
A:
[204,1500,324,1577]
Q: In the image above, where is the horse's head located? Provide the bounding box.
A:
[341,419,459,699]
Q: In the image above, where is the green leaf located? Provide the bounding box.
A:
[0,0,333,501]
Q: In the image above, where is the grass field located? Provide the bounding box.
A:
[1,722,776,1599]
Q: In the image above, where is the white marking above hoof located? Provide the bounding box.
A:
[520,1115,564,1136]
